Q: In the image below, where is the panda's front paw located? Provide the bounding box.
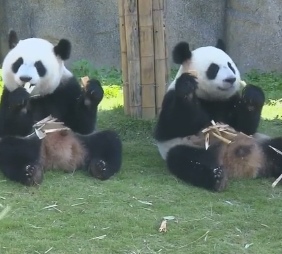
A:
[175,73,198,101]
[9,87,30,109]
[241,84,265,112]
[84,79,104,106]
[24,164,44,186]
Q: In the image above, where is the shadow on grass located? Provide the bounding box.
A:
[97,105,157,142]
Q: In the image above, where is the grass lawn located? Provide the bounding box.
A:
[1,69,282,254]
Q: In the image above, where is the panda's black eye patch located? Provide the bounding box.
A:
[34,61,47,77]
[11,57,23,73]
[228,62,236,74]
[206,63,220,80]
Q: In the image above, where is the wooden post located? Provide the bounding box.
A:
[118,0,130,115]
[152,0,169,115]
[138,0,156,119]
[118,0,168,119]
[123,0,142,118]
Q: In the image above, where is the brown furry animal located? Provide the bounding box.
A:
[180,124,275,191]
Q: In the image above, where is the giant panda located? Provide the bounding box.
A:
[153,39,282,192]
[0,30,122,186]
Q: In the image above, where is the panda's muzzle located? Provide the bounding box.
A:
[223,77,236,84]
[20,76,32,83]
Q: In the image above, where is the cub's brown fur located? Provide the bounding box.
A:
[185,130,268,191]
[40,130,87,172]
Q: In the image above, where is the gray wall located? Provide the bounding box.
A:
[1,0,281,74]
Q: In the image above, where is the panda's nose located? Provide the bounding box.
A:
[224,77,236,84]
[20,76,32,82]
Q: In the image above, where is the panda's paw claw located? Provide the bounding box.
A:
[212,166,227,191]
[88,159,108,180]
[24,164,44,186]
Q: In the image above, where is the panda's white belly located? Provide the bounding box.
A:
[156,136,200,160]
[157,132,271,160]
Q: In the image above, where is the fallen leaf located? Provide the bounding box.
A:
[163,216,175,220]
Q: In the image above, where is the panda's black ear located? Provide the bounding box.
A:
[215,39,226,52]
[172,41,192,64]
[54,39,71,60]
[8,29,19,49]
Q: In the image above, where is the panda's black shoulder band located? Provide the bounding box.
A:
[172,41,192,65]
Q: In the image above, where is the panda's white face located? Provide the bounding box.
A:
[169,46,241,101]
[190,46,241,100]
[2,37,72,96]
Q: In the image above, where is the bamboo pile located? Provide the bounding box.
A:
[118,0,169,119]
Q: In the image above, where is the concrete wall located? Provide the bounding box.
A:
[1,0,281,74]
[225,0,282,73]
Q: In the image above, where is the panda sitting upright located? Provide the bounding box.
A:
[153,39,282,192]
[0,30,122,186]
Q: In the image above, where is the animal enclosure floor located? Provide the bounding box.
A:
[1,71,282,254]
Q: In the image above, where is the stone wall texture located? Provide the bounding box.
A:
[1,0,281,74]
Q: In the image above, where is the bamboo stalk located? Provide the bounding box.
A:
[152,0,169,115]
[163,0,170,91]
[138,0,156,119]
[118,0,130,115]
[124,0,142,118]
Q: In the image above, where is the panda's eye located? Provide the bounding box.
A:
[34,61,47,77]
[12,57,23,73]
[228,62,236,74]
[206,63,220,80]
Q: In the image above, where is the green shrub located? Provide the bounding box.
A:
[0,69,3,97]
[71,60,122,87]
[103,85,122,99]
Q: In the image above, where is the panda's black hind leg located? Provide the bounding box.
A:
[0,135,44,186]
[261,137,282,179]
[166,145,228,191]
[82,130,123,180]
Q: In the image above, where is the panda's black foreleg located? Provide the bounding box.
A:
[154,73,209,141]
[234,84,265,135]
[166,144,227,191]
[0,135,44,186]
[0,87,34,137]
[81,130,122,180]
[71,79,104,134]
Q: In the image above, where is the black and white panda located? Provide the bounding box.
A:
[0,30,122,186]
[153,39,282,192]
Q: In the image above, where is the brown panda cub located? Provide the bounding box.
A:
[185,125,270,191]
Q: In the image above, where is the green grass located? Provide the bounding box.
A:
[1,67,282,254]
